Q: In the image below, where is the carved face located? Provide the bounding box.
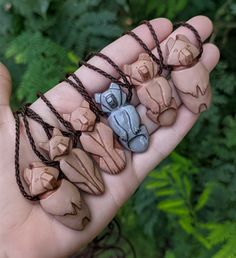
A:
[39,128,72,160]
[24,161,59,196]
[95,83,127,113]
[123,53,158,86]
[166,34,200,66]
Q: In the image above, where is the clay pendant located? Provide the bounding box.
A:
[23,163,90,230]
[60,148,104,195]
[80,122,126,174]
[39,128,105,195]
[62,100,96,132]
[62,100,126,174]
[40,179,90,231]
[166,34,211,114]
[124,53,177,126]
[23,161,59,196]
[95,83,149,153]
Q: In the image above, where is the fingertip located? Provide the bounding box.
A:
[149,17,173,37]
[187,15,213,40]
[0,62,12,106]
[201,43,220,72]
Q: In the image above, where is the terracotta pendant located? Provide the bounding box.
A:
[80,122,126,174]
[40,179,90,231]
[124,53,177,126]
[23,163,90,230]
[166,34,211,114]
[95,83,149,153]
[62,100,96,132]
[39,128,105,195]
[23,161,59,196]
[63,100,126,174]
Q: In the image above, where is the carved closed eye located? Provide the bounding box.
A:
[173,48,178,53]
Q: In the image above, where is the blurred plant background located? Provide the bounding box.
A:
[0,0,235,257]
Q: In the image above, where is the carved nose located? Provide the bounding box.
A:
[41,173,58,190]
[138,66,149,80]
[57,143,67,154]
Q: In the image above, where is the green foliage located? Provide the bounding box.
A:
[207,223,236,258]
[0,0,124,105]
[6,31,70,102]
[146,153,213,249]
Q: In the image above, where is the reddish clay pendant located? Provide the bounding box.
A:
[63,101,126,174]
[166,34,211,114]
[80,122,126,174]
[23,161,59,196]
[23,163,90,230]
[40,179,90,231]
[39,128,105,195]
[124,53,177,126]
[62,100,96,132]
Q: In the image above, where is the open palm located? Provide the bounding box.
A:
[0,16,219,258]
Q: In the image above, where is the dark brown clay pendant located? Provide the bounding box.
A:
[166,34,211,114]
[39,128,105,195]
[62,101,126,174]
[124,53,177,126]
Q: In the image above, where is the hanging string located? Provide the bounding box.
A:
[140,20,165,75]
[37,93,80,147]
[79,59,135,101]
[26,106,74,139]
[64,74,104,120]
[14,112,39,201]
[20,105,59,167]
[85,52,134,101]
[124,31,170,72]
[173,22,204,59]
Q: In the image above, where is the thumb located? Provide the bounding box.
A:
[0,62,14,128]
[0,62,12,106]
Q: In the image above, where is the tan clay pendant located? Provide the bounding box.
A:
[40,179,90,231]
[23,163,90,230]
[23,161,59,196]
[124,53,177,126]
[39,128,105,195]
[63,101,126,174]
[166,34,211,114]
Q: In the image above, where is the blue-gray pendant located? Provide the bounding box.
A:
[95,83,149,153]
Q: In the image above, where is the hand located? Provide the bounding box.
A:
[0,16,219,258]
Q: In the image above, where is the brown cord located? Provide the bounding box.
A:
[124,31,170,72]
[65,74,104,120]
[25,106,53,139]
[79,60,134,101]
[21,106,59,167]
[80,60,126,88]
[85,52,134,101]
[174,22,203,59]
[140,20,165,75]
[37,93,80,147]
[14,112,39,201]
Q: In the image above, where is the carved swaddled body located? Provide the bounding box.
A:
[23,163,90,231]
[95,83,149,153]
[40,179,90,231]
[39,128,105,195]
[137,77,177,126]
[62,101,126,174]
[166,34,211,113]
[124,53,177,126]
